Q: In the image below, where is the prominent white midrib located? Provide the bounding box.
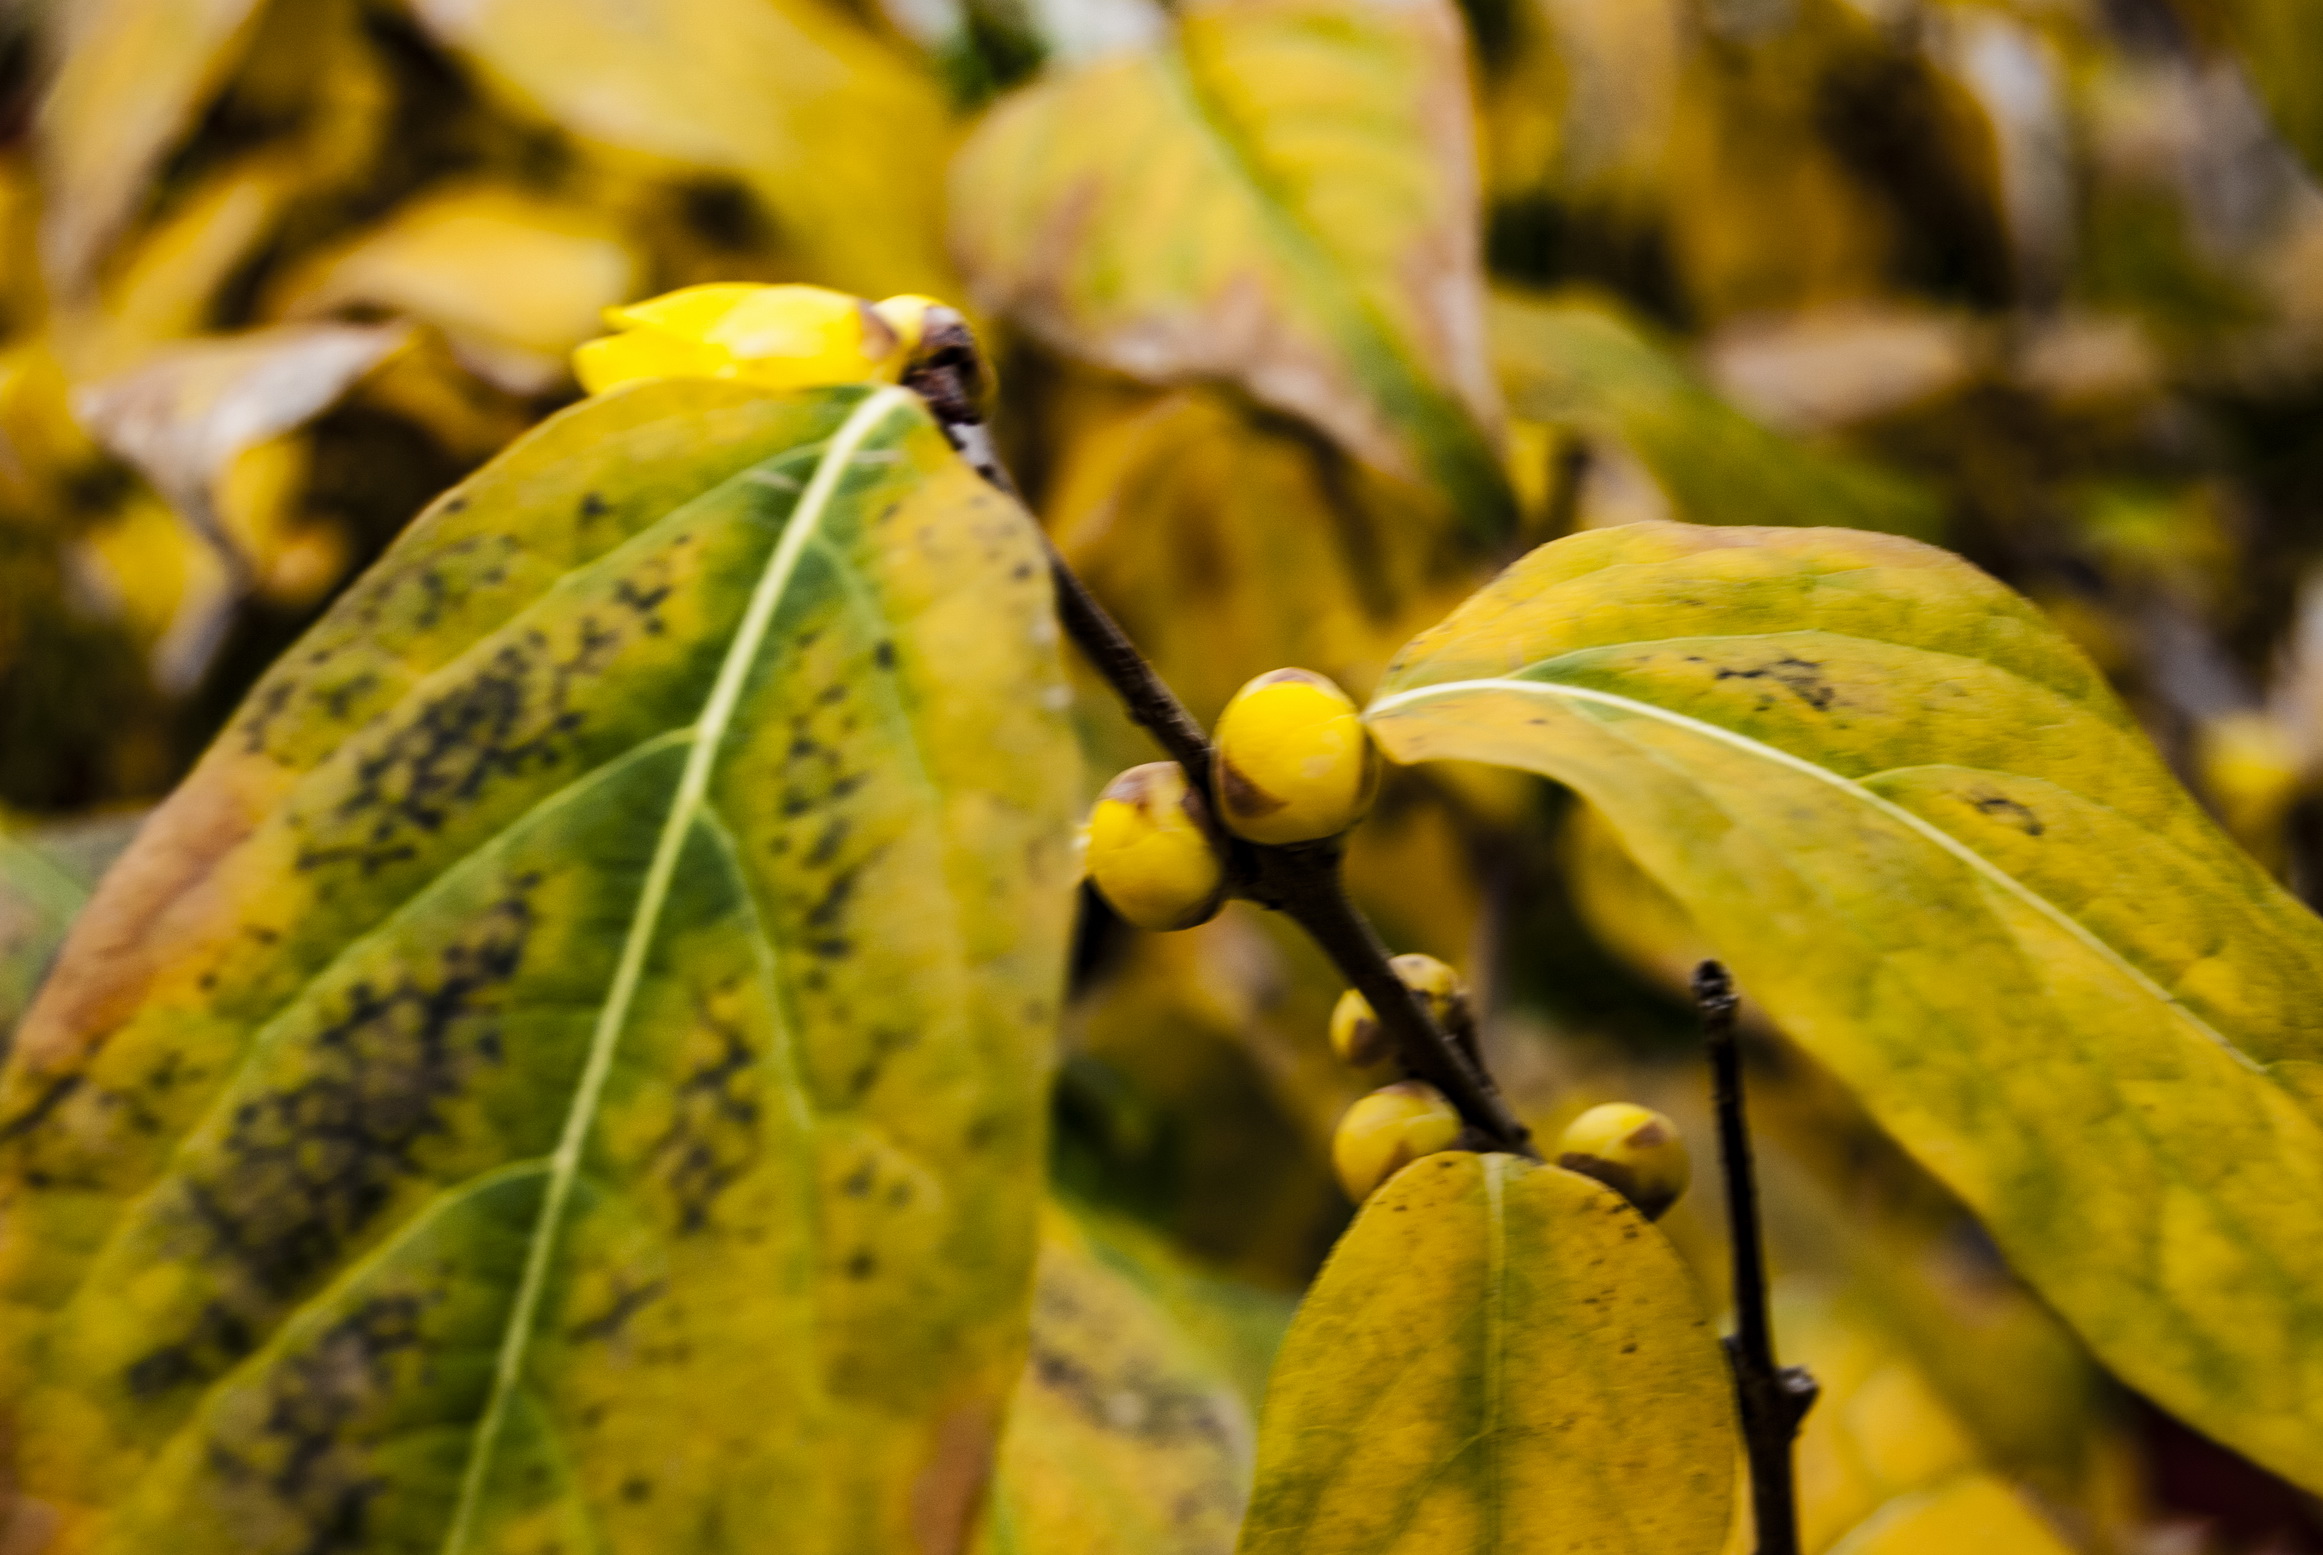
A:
[1365,676,2258,1072]
[440,386,913,1554]
[1479,1156,1506,1555]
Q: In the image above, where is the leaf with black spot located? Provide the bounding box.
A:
[0,382,1080,1552]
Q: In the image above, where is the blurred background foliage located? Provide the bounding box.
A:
[2,0,2322,1548]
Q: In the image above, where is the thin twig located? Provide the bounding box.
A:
[904,331,1535,1158]
[1694,961,1816,1555]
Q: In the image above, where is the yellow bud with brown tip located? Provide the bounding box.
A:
[1557,1103,1690,1220]
[1328,953,1470,1068]
[1333,1081,1464,1201]
[1212,668,1379,845]
[1085,762,1228,932]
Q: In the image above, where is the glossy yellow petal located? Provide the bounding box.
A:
[706,284,875,362]
[603,281,768,337]
[571,327,731,393]
[578,285,932,394]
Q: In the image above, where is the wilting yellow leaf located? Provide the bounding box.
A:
[1237,1152,1737,1554]
[72,323,412,528]
[1366,520,2323,1491]
[0,382,1079,1551]
[69,487,233,693]
[58,157,300,380]
[271,184,641,395]
[977,1204,1260,1555]
[33,0,272,292]
[69,322,412,683]
[1492,293,1943,539]
[407,0,954,301]
[953,0,1511,532]
[0,345,107,521]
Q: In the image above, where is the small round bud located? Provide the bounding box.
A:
[1333,1081,1465,1201]
[1211,668,1379,845]
[1328,953,1470,1068]
[1556,1103,1690,1220]
[1084,762,1228,932]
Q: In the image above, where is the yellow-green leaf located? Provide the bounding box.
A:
[269,183,642,396]
[951,0,1512,534]
[407,0,955,301]
[1237,1152,1737,1554]
[1492,294,1941,540]
[0,381,1080,1551]
[977,1204,1264,1555]
[1364,520,2323,1492]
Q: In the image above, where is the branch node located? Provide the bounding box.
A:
[1699,960,1813,1555]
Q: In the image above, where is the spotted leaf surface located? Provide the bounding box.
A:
[1237,1152,1737,1555]
[976,1204,1260,1555]
[950,0,1510,535]
[0,381,1081,1553]
[1366,521,2323,1492]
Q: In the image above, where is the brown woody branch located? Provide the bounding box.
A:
[1694,961,1817,1555]
[904,328,1535,1158]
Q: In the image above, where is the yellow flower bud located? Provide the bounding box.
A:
[1328,953,1470,1068]
[1556,1103,1690,1220]
[1211,668,1379,845]
[1084,762,1228,932]
[1333,1081,1465,1201]
[573,283,929,395]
